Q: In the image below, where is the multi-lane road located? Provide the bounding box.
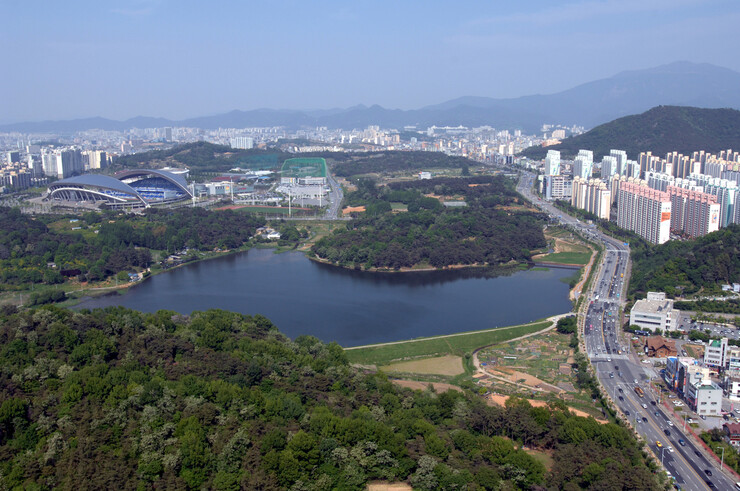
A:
[517,171,736,490]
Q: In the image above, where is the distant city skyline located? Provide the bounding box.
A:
[1,0,739,123]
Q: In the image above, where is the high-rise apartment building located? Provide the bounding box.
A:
[83,150,108,170]
[666,186,720,238]
[601,155,617,179]
[617,181,672,244]
[573,149,593,178]
[572,177,610,220]
[691,174,739,227]
[610,149,627,176]
[545,150,560,176]
[230,137,254,150]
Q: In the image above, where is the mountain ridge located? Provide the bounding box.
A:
[3,61,740,134]
[519,105,740,160]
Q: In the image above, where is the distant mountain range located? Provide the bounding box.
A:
[3,61,740,134]
[519,106,740,160]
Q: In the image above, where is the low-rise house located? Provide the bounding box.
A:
[644,336,677,358]
[723,422,740,446]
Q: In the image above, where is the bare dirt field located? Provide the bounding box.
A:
[380,355,464,376]
[488,394,606,423]
[366,482,412,491]
[392,380,463,393]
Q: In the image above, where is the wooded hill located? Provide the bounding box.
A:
[311,176,546,270]
[0,305,662,489]
[112,142,287,174]
[0,207,264,290]
[112,143,476,178]
[520,106,740,160]
[628,225,740,298]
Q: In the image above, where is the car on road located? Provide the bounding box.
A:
[618,396,624,401]
[651,401,657,405]
[667,421,673,426]
[642,417,648,423]
[664,429,671,436]
[705,470,712,477]
[695,450,703,458]
[678,439,686,446]
[656,441,663,448]
[625,410,630,416]
[706,481,715,488]
[618,388,623,393]
[642,403,648,409]
[655,411,660,417]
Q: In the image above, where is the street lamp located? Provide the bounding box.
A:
[714,445,725,470]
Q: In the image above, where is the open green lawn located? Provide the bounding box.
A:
[345,320,552,366]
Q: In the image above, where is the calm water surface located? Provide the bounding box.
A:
[77,249,574,346]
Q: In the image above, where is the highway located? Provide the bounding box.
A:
[517,171,736,491]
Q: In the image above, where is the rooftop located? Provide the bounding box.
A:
[632,297,674,314]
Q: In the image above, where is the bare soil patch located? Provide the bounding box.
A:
[487,394,607,422]
[381,355,464,376]
[366,483,412,491]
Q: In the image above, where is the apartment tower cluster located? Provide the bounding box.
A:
[541,147,740,245]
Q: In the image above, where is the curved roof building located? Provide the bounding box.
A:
[46,169,192,208]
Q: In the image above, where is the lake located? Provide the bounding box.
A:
[76,249,575,346]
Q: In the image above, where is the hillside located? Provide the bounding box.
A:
[0,305,661,489]
[520,106,740,160]
[629,225,740,298]
[312,176,547,270]
[112,142,288,174]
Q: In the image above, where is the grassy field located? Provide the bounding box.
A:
[345,320,552,366]
[536,251,591,265]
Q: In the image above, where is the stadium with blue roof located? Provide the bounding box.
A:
[46,169,192,209]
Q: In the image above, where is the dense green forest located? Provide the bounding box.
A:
[112,142,287,174]
[0,207,264,287]
[520,106,740,160]
[0,306,662,490]
[330,151,475,177]
[674,298,740,314]
[629,225,740,298]
[311,176,547,270]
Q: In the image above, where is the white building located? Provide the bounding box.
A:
[545,150,561,176]
[543,175,572,200]
[230,137,254,150]
[704,337,729,368]
[686,379,723,416]
[629,292,678,332]
[573,150,593,179]
[571,177,610,220]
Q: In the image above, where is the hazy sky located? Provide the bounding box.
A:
[2,0,739,123]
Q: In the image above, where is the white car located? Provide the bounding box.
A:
[667,446,674,453]
[667,421,674,427]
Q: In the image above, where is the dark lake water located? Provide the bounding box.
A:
[76,249,575,346]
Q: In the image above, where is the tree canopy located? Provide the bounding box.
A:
[0,306,661,490]
[312,176,547,270]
